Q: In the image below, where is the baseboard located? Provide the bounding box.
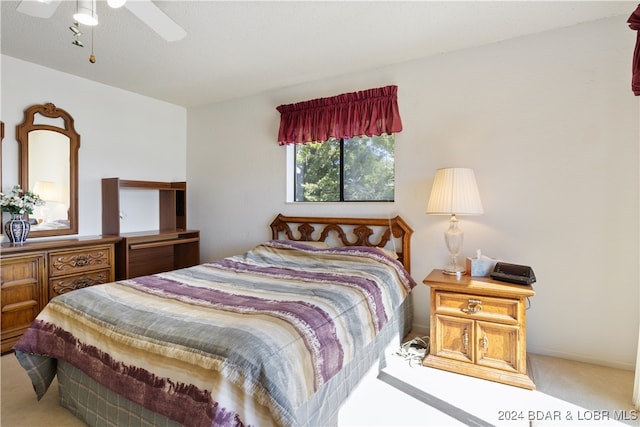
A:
[527,345,635,372]
[410,322,429,336]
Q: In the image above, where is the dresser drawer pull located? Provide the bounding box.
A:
[52,274,107,295]
[463,328,469,353]
[463,299,483,314]
[53,252,106,271]
[73,278,91,288]
[74,255,90,267]
[481,334,489,352]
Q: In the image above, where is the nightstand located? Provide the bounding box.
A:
[422,269,535,389]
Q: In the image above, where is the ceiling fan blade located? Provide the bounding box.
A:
[16,0,62,19]
[124,0,186,42]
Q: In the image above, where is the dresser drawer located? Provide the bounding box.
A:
[1,254,47,352]
[434,291,520,324]
[48,245,113,278]
[49,269,112,297]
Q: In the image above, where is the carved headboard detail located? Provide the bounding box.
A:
[270,214,413,273]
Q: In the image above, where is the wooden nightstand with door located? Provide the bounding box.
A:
[422,269,535,389]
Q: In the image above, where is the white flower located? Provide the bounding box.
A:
[0,185,45,215]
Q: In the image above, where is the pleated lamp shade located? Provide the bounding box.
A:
[426,168,483,215]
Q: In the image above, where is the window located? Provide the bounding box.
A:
[278,85,402,202]
[294,134,394,202]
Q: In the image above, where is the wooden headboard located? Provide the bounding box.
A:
[270,214,413,273]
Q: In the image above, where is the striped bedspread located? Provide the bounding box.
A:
[14,240,416,427]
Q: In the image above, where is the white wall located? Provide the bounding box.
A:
[2,16,636,371]
[1,55,188,236]
[188,17,639,370]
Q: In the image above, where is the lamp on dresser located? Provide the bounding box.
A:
[33,181,60,224]
[426,167,483,275]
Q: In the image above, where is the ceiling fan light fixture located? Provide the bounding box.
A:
[107,0,127,8]
[73,0,98,26]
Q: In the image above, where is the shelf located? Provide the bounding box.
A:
[117,180,186,191]
[101,178,199,279]
[102,178,188,235]
[129,237,200,251]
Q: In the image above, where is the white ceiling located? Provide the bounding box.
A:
[1,1,635,107]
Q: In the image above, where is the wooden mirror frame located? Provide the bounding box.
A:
[16,103,79,237]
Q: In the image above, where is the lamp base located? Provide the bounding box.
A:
[443,265,465,276]
[442,214,465,277]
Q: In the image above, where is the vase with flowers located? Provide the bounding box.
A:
[0,185,44,243]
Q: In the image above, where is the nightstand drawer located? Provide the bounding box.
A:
[48,245,113,278]
[435,291,520,324]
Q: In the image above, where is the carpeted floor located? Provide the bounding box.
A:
[1,349,636,426]
[339,351,637,426]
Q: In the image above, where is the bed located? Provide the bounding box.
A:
[14,214,415,427]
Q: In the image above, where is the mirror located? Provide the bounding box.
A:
[15,103,79,237]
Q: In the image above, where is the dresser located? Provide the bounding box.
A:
[0,236,120,353]
[422,269,535,389]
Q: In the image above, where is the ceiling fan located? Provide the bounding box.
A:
[16,0,186,42]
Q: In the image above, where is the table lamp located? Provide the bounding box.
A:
[33,181,60,224]
[33,181,59,202]
[426,167,483,275]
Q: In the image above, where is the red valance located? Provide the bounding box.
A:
[628,5,640,95]
[276,85,403,145]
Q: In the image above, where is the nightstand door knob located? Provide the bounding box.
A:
[481,334,489,352]
[466,299,483,314]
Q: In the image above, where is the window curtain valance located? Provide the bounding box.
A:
[628,5,640,95]
[276,85,403,145]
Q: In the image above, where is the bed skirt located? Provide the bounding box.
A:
[56,295,413,427]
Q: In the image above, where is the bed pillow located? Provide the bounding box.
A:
[377,247,399,260]
[348,245,399,260]
[284,240,397,258]
[284,240,331,249]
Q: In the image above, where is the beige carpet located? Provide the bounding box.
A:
[1,351,636,426]
[1,353,85,426]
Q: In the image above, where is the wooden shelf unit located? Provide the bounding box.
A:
[101,178,200,280]
[101,178,187,234]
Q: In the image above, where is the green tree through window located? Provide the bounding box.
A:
[294,134,394,202]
